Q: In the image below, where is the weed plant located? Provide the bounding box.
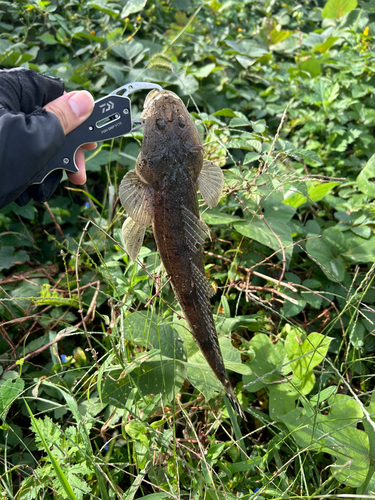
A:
[1,0,375,498]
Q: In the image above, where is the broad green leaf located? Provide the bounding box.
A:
[102,357,186,406]
[216,315,265,335]
[243,334,285,392]
[39,33,57,44]
[184,336,250,401]
[280,395,369,487]
[193,63,216,79]
[310,386,338,405]
[306,235,346,282]
[0,246,30,271]
[225,39,268,58]
[269,28,293,46]
[202,209,243,225]
[234,215,293,264]
[243,152,260,165]
[284,331,332,394]
[357,153,375,198]
[313,36,339,53]
[226,139,256,151]
[185,357,223,401]
[322,0,357,19]
[125,421,149,448]
[121,0,147,18]
[174,316,249,401]
[268,383,299,418]
[262,196,296,222]
[0,379,24,420]
[293,148,323,165]
[351,225,371,238]
[323,226,375,264]
[299,55,321,77]
[213,108,238,118]
[125,312,185,360]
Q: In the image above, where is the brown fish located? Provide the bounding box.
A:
[119,89,244,419]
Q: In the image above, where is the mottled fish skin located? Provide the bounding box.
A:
[120,90,244,419]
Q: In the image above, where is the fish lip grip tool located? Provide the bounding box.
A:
[32,82,163,185]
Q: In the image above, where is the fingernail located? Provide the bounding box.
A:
[68,91,94,118]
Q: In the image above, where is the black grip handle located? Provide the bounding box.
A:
[32,94,132,184]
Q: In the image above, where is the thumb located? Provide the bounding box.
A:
[44,90,94,135]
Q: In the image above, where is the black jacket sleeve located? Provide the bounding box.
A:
[0,68,66,209]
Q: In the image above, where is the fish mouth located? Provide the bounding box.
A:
[141,89,182,118]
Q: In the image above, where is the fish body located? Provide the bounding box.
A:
[119,90,244,418]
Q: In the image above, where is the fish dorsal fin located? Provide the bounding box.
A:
[182,205,210,253]
[121,217,146,262]
[197,160,224,209]
[191,262,216,299]
[119,170,154,228]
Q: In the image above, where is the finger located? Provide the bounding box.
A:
[67,147,86,185]
[82,142,97,151]
[44,91,94,136]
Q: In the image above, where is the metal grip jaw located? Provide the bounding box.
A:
[32,82,163,185]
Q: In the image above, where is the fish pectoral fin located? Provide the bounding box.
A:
[182,205,211,253]
[121,217,146,262]
[197,160,224,209]
[119,170,154,227]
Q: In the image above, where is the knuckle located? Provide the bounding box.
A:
[46,103,69,134]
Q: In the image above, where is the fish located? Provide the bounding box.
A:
[119,89,245,419]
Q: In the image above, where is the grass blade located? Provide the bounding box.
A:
[24,400,78,500]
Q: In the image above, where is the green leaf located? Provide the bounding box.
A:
[234,215,294,264]
[216,315,265,335]
[125,312,185,360]
[322,0,357,19]
[103,353,186,406]
[213,108,238,118]
[299,55,321,78]
[306,236,346,282]
[193,63,216,79]
[284,332,332,394]
[294,148,323,166]
[284,181,339,208]
[243,334,285,392]
[25,402,79,500]
[268,383,299,418]
[121,0,147,18]
[310,386,338,404]
[357,153,375,198]
[184,357,223,401]
[243,152,260,165]
[0,379,24,421]
[39,33,57,44]
[225,139,256,151]
[313,36,339,53]
[125,421,149,448]
[280,395,369,487]
[0,246,30,271]
[323,226,375,264]
[202,209,243,225]
[174,315,248,400]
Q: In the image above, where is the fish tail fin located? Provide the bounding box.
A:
[226,389,247,421]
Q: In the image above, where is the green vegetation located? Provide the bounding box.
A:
[1,0,375,497]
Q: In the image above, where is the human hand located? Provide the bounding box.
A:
[44,90,97,185]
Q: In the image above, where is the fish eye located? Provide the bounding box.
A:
[178,115,185,128]
[156,119,165,130]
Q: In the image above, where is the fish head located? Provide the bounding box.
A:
[136,90,204,189]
